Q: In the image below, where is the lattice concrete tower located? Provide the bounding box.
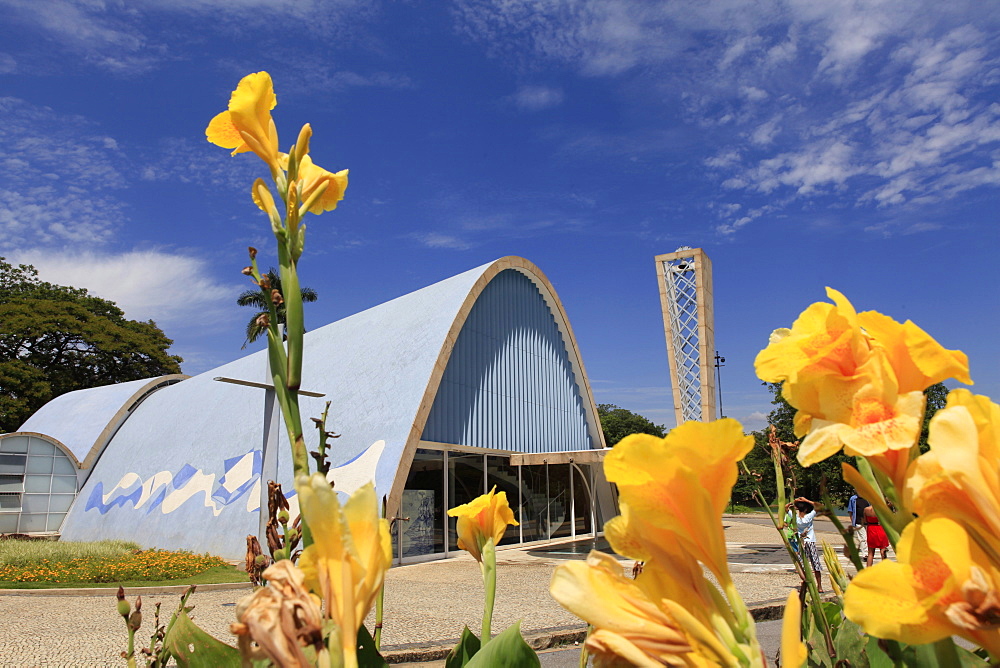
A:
[655,247,716,426]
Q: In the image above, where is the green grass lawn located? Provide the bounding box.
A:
[0,539,249,589]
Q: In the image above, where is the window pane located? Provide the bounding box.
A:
[0,493,21,510]
[25,475,51,493]
[399,449,445,558]
[18,514,47,532]
[547,464,572,539]
[48,494,75,513]
[486,456,520,545]
[26,456,52,474]
[52,456,76,476]
[0,454,26,474]
[21,494,48,513]
[0,475,23,493]
[0,437,29,453]
[519,465,546,543]
[447,453,484,551]
[28,439,55,455]
[47,514,66,531]
[50,476,77,494]
[0,513,18,532]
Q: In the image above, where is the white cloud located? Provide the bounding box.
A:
[0,0,373,75]
[413,232,474,250]
[7,249,237,329]
[0,97,129,246]
[510,85,564,111]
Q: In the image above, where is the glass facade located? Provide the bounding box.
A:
[395,447,601,561]
[0,434,79,534]
[447,453,485,551]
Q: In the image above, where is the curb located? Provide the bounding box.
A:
[0,582,252,596]
[379,599,793,664]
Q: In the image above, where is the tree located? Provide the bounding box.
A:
[236,267,318,348]
[597,404,666,446]
[0,258,183,433]
[733,380,951,507]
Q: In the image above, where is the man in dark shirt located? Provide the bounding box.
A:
[847,491,870,561]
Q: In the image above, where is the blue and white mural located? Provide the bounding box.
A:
[83,440,385,519]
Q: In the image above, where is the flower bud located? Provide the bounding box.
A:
[258,276,271,290]
[241,266,253,276]
[278,509,290,525]
[129,609,142,632]
[256,313,270,329]
[271,289,284,307]
[117,586,130,618]
[248,247,258,259]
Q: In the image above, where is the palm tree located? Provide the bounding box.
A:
[237,268,318,349]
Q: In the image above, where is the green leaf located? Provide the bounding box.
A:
[445,626,482,668]
[356,624,389,668]
[806,623,833,668]
[465,622,539,668]
[163,610,240,668]
[832,619,868,668]
[864,636,895,668]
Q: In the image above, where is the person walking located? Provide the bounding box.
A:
[864,505,890,568]
[847,490,869,562]
[786,497,823,591]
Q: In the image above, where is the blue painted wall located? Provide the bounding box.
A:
[422,270,592,453]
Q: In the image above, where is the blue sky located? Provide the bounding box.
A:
[1,0,997,432]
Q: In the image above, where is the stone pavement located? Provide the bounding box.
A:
[0,515,873,666]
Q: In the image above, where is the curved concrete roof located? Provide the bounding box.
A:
[56,257,604,557]
[16,375,189,466]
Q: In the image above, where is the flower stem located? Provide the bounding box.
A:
[481,539,497,643]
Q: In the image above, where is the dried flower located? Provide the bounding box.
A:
[231,560,324,667]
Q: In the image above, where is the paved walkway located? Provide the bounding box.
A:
[0,515,871,666]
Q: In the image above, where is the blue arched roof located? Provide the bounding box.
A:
[55,257,604,557]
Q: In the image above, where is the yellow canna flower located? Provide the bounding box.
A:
[551,551,733,667]
[843,516,1000,657]
[754,288,871,390]
[294,475,391,668]
[604,420,752,584]
[755,289,971,475]
[857,310,972,391]
[780,591,807,668]
[905,390,1000,553]
[446,486,518,563]
[297,154,349,214]
[206,71,280,172]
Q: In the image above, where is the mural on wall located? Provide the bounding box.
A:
[401,489,437,557]
[84,440,386,518]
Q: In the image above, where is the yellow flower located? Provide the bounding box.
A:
[294,475,391,668]
[780,591,807,668]
[446,486,518,563]
[297,154,349,214]
[905,390,1000,553]
[857,310,972,391]
[755,289,970,474]
[843,516,1000,657]
[206,71,280,172]
[551,551,733,667]
[604,420,752,583]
